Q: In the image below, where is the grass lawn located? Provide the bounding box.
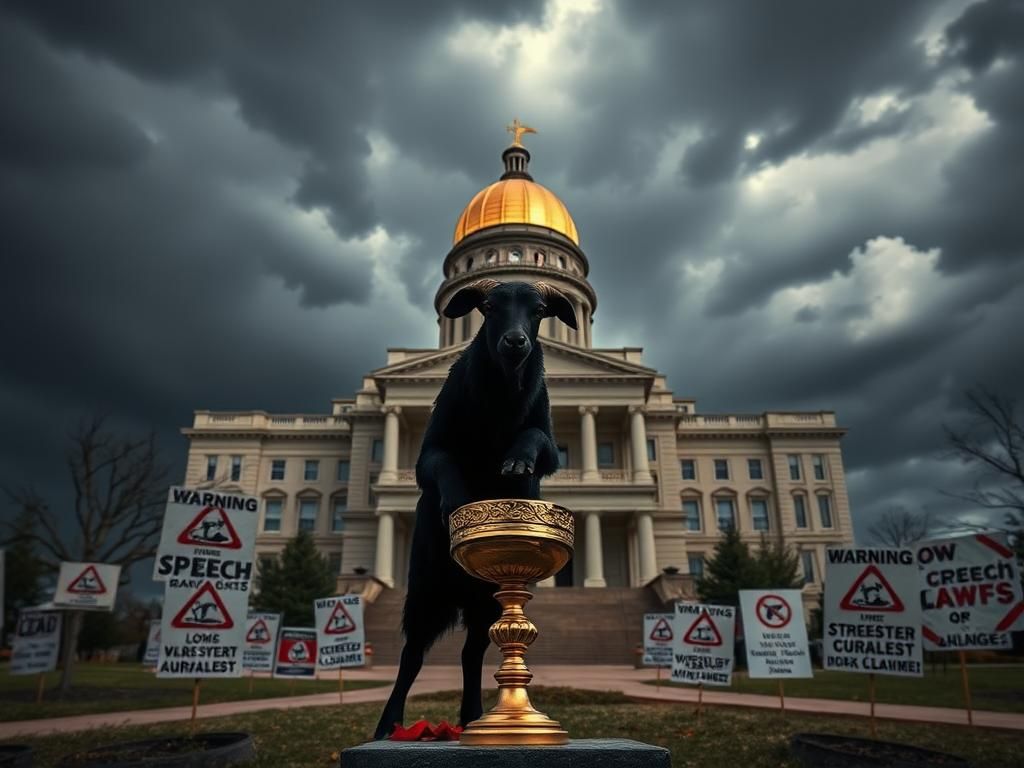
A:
[0,663,389,722]
[645,664,1024,713]
[2,687,1020,768]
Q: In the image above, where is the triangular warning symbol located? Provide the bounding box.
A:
[170,582,234,629]
[246,618,272,644]
[324,601,356,635]
[67,565,107,594]
[649,617,673,642]
[176,506,242,549]
[683,611,722,646]
[288,641,310,662]
[839,564,905,613]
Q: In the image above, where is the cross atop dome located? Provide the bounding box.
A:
[506,118,537,148]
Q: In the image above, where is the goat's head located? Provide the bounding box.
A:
[443,279,577,375]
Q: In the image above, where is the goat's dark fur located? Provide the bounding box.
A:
[373,280,576,740]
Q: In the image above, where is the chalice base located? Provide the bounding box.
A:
[460,709,568,746]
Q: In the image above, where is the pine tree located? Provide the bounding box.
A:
[753,533,803,590]
[1,509,48,638]
[252,531,336,625]
[697,527,759,606]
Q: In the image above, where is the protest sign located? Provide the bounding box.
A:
[243,612,282,672]
[153,487,258,582]
[739,589,812,678]
[157,579,249,678]
[671,603,735,686]
[143,621,161,667]
[54,562,120,611]
[274,627,318,679]
[315,595,365,669]
[824,547,922,677]
[11,607,62,675]
[643,613,674,668]
[917,533,1023,651]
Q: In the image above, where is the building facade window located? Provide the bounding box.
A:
[813,454,827,480]
[557,444,569,469]
[793,495,808,528]
[337,460,350,483]
[371,439,384,463]
[680,459,696,480]
[748,458,763,480]
[597,442,614,467]
[230,455,242,482]
[508,248,522,263]
[331,494,347,532]
[534,251,545,266]
[800,551,816,584]
[714,459,729,480]
[486,249,497,264]
[206,456,218,482]
[715,498,736,531]
[298,498,318,532]
[304,460,319,482]
[557,255,566,269]
[263,498,283,533]
[788,454,802,481]
[682,499,701,531]
[818,495,834,528]
[327,552,342,575]
[270,459,285,481]
[750,498,770,531]
[647,438,657,461]
[688,556,705,579]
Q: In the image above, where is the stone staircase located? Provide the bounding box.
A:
[365,586,665,665]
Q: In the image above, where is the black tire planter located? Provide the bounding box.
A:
[56,732,254,768]
[0,745,33,767]
[790,732,970,768]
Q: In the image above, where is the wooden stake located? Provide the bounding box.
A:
[778,679,785,712]
[868,673,877,738]
[35,674,45,704]
[656,666,662,691]
[190,679,201,735]
[338,668,344,705]
[958,650,974,727]
[696,683,704,727]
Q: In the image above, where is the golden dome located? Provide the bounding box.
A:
[453,178,579,246]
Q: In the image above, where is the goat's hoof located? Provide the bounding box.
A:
[501,458,533,475]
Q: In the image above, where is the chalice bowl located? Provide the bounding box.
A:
[449,499,574,746]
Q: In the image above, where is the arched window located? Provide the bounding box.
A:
[486,249,497,265]
[508,248,522,263]
[466,256,474,271]
[535,251,545,266]
[557,255,566,269]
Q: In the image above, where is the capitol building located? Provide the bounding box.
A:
[181,126,853,659]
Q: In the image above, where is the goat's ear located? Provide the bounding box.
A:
[443,279,502,319]
[535,282,578,329]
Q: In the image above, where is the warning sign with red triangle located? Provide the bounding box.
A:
[323,601,357,635]
[170,582,234,630]
[839,564,905,613]
[683,610,723,646]
[288,640,311,662]
[649,617,673,642]
[246,618,272,644]
[176,506,243,549]
[67,565,107,594]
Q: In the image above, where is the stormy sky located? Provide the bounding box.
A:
[2,0,1023,580]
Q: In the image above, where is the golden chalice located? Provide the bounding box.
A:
[449,499,574,746]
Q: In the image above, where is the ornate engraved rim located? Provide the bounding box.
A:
[449,499,575,550]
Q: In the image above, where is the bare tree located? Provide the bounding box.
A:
[866,507,932,547]
[4,416,167,695]
[945,388,1024,534]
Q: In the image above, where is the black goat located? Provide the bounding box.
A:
[373,279,577,740]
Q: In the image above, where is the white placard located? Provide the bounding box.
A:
[54,562,121,611]
[739,589,813,679]
[153,487,259,582]
[243,612,282,672]
[918,533,1023,650]
[315,595,365,669]
[824,548,923,677]
[274,627,318,679]
[10,607,62,675]
[143,621,161,667]
[157,577,251,678]
[643,613,674,668]
[671,603,735,687]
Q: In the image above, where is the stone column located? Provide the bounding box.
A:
[636,512,658,585]
[580,406,599,482]
[537,576,556,588]
[584,512,606,587]
[379,405,401,483]
[629,405,653,483]
[374,511,395,588]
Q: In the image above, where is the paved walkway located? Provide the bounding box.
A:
[3,665,1022,739]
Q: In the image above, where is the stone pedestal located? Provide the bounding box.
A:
[341,739,671,767]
